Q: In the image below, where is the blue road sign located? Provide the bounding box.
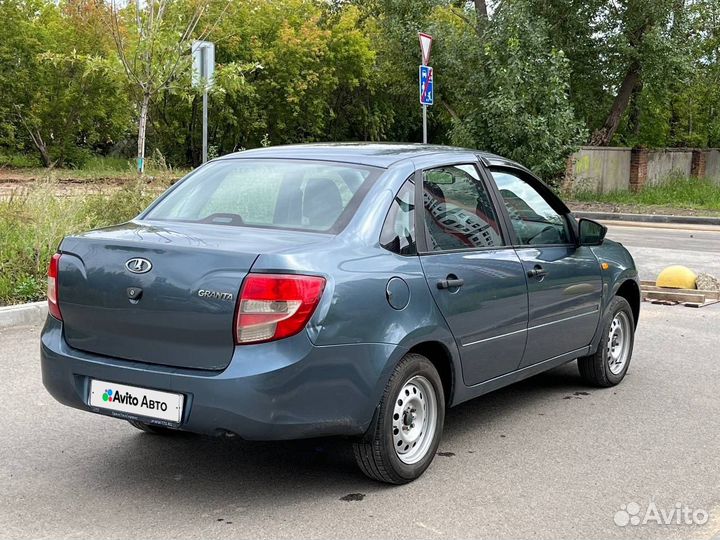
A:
[419,65,434,106]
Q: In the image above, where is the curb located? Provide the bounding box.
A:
[573,211,720,226]
[0,302,47,330]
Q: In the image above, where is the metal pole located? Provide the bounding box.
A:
[423,104,427,144]
[202,88,208,163]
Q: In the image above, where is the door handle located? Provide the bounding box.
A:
[527,265,548,279]
[437,277,464,289]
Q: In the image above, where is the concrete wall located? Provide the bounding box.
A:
[646,150,692,186]
[706,149,720,185]
[570,147,631,193]
[568,147,720,192]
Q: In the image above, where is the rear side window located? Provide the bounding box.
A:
[423,164,504,251]
[144,159,382,233]
[380,179,416,255]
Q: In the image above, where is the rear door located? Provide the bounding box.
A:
[488,167,602,367]
[417,162,529,386]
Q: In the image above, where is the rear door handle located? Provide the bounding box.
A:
[527,265,548,279]
[437,278,464,289]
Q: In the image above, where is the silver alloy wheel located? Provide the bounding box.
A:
[392,375,437,465]
[607,311,631,375]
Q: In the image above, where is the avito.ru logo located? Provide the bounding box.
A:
[614,501,710,527]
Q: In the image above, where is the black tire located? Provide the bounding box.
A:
[578,296,635,387]
[128,420,183,436]
[353,353,445,484]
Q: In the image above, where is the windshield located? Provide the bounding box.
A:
[143,159,382,233]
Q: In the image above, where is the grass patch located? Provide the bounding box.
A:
[0,152,40,168]
[0,179,168,305]
[570,176,720,211]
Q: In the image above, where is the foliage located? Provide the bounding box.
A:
[0,0,131,167]
[1,0,720,177]
[431,2,586,178]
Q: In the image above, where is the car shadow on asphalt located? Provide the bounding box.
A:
[89,362,589,498]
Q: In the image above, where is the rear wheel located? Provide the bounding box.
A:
[353,353,445,484]
[128,420,183,436]
[578,296,635,387]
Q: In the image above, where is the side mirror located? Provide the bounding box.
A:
[577,218,607,246]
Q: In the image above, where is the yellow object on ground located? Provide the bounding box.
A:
[656,265,697,289]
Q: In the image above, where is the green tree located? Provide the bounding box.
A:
[432,1,586,178]
[0,0,130,166]
[107,0,211,173]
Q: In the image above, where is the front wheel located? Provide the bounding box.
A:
[578,296,636,387]
[353,353,445,484]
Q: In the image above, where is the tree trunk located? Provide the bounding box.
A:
[627,79,644,137]
[15,107,52,167]
[137,92,150,175]
[32,131,52,168]
[473,0,488,20]
[589,63,640,146]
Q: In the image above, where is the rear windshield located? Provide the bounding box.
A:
[143,159,382,233]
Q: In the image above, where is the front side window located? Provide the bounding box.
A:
[144,159,381,233]
[380,179,416,255]
[423,164,504,251]
[492,171,570,245]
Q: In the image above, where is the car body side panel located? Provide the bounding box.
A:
[419,249,529,385]
[588,239,641,352]
[251,244,462,408]
[516,245,603,367]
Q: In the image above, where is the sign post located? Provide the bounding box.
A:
[418,33,433,144]
[192,40,215,163]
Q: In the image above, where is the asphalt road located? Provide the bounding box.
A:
[605,222,720,281]
[2,224,719,540]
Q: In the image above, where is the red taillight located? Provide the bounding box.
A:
[234,274,326,345]
[47,253,62,320]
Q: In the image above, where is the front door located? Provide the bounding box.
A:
[489,169,603,367]
[418,163,529,386]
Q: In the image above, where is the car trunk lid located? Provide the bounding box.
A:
[57,220,327,370]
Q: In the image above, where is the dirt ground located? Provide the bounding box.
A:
[567,200,720,217]
[0,169,178,199]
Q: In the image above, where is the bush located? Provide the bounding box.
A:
[0,180,166,305]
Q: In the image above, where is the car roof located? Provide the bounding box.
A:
[217,142,517,169]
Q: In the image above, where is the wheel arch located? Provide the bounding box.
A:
[406,340,455,407]
[615,279,641,327]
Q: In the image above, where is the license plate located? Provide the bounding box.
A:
[89,379,184,423]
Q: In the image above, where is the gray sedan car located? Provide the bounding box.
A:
[41,144,640,483]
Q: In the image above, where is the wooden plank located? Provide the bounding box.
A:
[643,290,706,303]
[694,299,720,308]
[641,285,719,300]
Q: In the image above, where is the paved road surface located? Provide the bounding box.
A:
[605,223,720,281]
[1,299,719,539]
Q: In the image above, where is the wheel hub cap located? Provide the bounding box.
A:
[607,311,631,375]
[392,375,437,465]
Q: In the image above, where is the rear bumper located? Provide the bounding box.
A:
[41,316,403,440]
